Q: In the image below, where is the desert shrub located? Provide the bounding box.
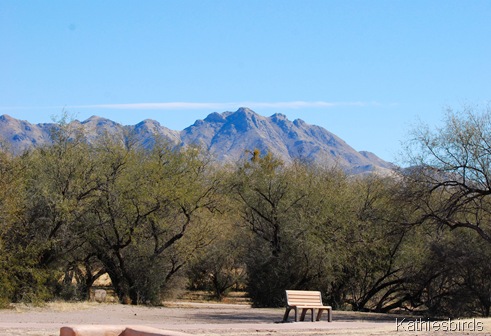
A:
[245,244,293,307]
[187,224,247,301]
[406,229,491,318]
[0,268,13,308]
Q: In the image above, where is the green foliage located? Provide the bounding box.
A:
[328,176,413,312]
[403,229,491,318]
[1,111,491,319]
[231,154,347,306]
[0,241,54,303]
[0,121,223,305]
[0,146,55,304]
[79,138,222,304]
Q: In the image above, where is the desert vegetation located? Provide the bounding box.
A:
[1,107,491,319]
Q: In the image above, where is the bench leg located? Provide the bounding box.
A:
[300,308,315,322]
[286,306,324,322]
[316,309,322,321]
[300,308,306,321]
[283,307,291,322]
[316,308,333,322]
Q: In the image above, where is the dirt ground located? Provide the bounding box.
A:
[0,301,490,336]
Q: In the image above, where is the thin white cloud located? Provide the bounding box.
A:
[75,101,377,110]
[0,101,386,112]
[81,102,229,110]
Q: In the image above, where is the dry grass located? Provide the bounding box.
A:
[10,300,99,313]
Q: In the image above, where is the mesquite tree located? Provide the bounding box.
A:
[404,106,491,243]
[86,137,221,304]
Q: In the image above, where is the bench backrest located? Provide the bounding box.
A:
[285,290,323,306]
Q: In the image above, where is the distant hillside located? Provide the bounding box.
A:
[0,108,395,174]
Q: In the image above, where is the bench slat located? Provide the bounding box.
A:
[285,290,323,306]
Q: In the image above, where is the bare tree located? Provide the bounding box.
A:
[404,105,491,244]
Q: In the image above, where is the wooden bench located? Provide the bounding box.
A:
[283,290,332,322]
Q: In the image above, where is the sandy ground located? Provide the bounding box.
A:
[0,301,490,336]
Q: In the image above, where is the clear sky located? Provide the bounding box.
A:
[1,1,490,163]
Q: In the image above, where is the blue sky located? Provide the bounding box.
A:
[1,1,490,163]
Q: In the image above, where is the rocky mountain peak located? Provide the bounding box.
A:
[235,107,255,115]
[82,115,104,122]
[0,110,393,174]
[82,115,118,127]
[293,118,306,127]
[221,108,262,133]
[0,114,17,123]
[204,112,226,123]
[271,113,288,121]
[136,119,163,128]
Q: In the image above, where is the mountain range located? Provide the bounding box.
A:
[0,108,394,174]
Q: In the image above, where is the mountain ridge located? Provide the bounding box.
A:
[0,108,394,174]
